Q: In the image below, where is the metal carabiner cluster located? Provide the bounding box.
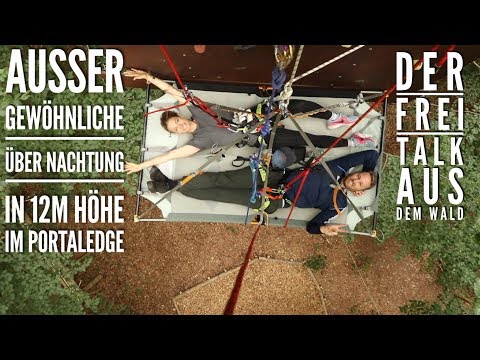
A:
[274,45,295,70]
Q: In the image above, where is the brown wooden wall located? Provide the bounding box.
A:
[106,45,480,92]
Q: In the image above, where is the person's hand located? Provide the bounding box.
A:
[123,68,151,82]
[124,161,143,174]
[319,224,349,236]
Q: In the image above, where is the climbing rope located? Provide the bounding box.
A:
[159,45,231,128]
[224,44,456,315]
[224,224,262,315]
[160,45,188,94]
[436,45,456,71]
[278,45,304,104]
[292,45,365,83]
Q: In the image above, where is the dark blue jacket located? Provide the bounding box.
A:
[284,150,379,234]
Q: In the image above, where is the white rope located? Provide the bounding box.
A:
[279,45,304,102]
[286,45,304,88]
[292,45,365,83]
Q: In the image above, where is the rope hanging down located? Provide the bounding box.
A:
[224,225,262,315]
[226,47,294,315]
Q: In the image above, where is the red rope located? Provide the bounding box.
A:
[436,45,456,69]
[224,225,262,315]
[191,96,230,128]
[282,44,442,226]
[159,45,229,128]
[284,168,310,227]
[160,45,187,92]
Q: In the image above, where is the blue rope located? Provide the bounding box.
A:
[260,65,286,138]
[244,64,286,223]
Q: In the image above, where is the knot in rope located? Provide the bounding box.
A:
[278,84,293,101]
[271,65,286,92]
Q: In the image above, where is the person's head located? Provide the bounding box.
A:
[161,111,195,134]
[342,171,377,196]
[271,147,298,169]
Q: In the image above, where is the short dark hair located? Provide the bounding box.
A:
[366,171,377,190]
[160,111,178,131]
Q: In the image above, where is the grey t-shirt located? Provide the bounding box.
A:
[187,105,258,150]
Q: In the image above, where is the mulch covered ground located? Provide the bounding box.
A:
[76,197,441,315]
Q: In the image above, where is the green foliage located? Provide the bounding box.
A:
[474,278,480,315]
[96,295,132,315]
[351,253,372,271]
[399,300,442,315]
[304,255,326,271]
[0,236,99,314]
[400,290,472,315]
[378,60,480,312]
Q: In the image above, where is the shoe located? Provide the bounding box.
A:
[349,133,378,148]
[327,113,359,129]
[147,180,170,193]
[150,166,168,182]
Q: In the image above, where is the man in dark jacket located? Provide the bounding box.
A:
[149,150,379,236]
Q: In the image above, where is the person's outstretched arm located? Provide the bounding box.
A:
[124,145,200,174]
[123,68,185,103]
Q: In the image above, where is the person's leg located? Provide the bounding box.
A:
[178,167,253,206]
[287,99,362,130]
[288,99,332,119]
[179,187,253,207]
[179,166,284,212]
[272,128,348,149]
[181,166,253,191]
[179,186,283,213]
